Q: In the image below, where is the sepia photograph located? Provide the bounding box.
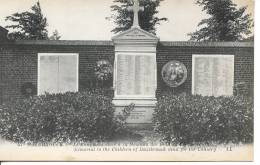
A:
[0,0,255,161]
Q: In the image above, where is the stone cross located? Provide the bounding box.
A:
[128,0,144,28]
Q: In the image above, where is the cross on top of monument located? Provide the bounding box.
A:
[128,0,144,28]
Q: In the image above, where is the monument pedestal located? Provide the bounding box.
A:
[112,27,159,124]
[113,97,157,124]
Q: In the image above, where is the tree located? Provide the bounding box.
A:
[49,29,61,40]
[241,35,254,42]
[108,0,167,34]
[188,0,253,41]
[5,1,49,40]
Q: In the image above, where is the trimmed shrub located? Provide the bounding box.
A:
[153,94,253,145]
[0,90,132,144]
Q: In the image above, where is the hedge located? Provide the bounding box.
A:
[0,90,132,144]
[153,94,253,145]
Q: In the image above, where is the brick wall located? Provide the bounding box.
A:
[0,41,114,102]
[0,41,254,103]
[156,43,254,96]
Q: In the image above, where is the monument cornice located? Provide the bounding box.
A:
[113,40,158,46]
[112,27,159,44]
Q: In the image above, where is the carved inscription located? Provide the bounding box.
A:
[193,55,234,96]
[116,54,156,96]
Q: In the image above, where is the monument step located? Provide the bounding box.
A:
[126,123,154,131]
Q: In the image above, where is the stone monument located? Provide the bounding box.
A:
[112,0,159,124]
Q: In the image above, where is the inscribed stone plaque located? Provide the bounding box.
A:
[193,55,234,96]
[144,56,156,95]
[116,54,156,96]
[125,107,154,123]
[135,56,142,95]
[116,55,135,95]
[39,56,59,95]
[116,55,124,95]
[39,54,78,95]
[193,57,213,96]
[126,55,135,95]
[58,55,78,93]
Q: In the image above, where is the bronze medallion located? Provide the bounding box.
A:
[161,60,187,87]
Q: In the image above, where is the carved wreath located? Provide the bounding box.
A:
[94,60,113,81]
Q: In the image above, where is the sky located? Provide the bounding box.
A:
[0,0,254,41]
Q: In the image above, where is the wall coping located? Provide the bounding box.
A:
[159,41,254,47]
[13,40,113,46]
[2,40,254,48]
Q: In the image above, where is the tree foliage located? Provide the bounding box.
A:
[5,1,49,40]
[108,0,167,34]
[188,0,253,41]
[49,29,61,40]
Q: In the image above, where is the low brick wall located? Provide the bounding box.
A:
[0,40,254,103]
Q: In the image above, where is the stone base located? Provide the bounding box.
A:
[113,97,156,124]
[126,123,154,130]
